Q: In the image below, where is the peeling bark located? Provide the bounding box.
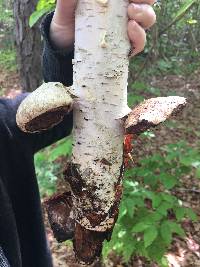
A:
[44,191,74,242]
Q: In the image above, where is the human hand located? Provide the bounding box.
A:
[50,0,156,55]
[128,0,156,56]
[50,0,78,50]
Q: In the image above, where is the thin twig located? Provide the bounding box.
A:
[173,188,200,194]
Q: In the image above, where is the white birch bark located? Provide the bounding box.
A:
[71,0,131,232]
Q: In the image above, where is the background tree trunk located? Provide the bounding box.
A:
[13,0,42,92]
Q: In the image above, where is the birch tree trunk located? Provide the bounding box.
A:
[64,0,131,262]
[71,0,130,229]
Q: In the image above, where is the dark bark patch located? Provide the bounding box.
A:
[85,212,107,228]
[64,163,85,196]
[108,184,123,224]
[74,223,109,265]
[44,191,74,242]
[63,162,125,264]
[100,158,112,166]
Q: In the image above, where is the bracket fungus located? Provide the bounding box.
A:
[124,96,186,135]
[16,82,73,133]
[16,0,187,264]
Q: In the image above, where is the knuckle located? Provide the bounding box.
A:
[146,6,157,25]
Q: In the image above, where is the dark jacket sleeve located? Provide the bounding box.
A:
[12,94,73,153]
[41,12,74,87]
[29,11,74,152]
[0,12,74,154]
[0,94,73,154]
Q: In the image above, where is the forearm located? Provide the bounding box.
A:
[41,12,74,86]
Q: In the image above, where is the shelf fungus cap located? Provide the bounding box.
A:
[125,96,186,134]
[16,82,73,133]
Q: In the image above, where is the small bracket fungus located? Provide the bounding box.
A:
[124,96,187,135]
[96,0,109,6]
[16,82,73,133]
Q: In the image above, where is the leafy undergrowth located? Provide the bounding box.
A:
[103,141,199,266]
[35,137,72,197]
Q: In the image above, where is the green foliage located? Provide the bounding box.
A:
[128,81,161,107]
[29,0,56,27]
[0,49,16,71]
[103,141,199,266]
[0,0,16,71]
[170,0,197,23]
[0,1,13,23]
[130,0,200,79]
[34,137,72,197]
[35,153,59,197]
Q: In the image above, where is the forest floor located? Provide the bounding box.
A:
[0,67,199,267]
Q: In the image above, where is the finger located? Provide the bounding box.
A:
[129,0,156,5]
[128,3,156,29]
[128,20,146,56]
[54,0,77,25]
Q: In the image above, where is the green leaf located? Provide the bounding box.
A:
[118,230,126,238]
[132,222,150,233]
[124,198,135,218]
[160,221,172,245]
[175,207,186,221]
[185,208,198,221]
[123,178,138,188]
[168,222,185,237]
[144,226,158,248]
[143,212,163,223]
[118,202,127,220]
[152,194,162,209]
[131,197,145,208]
[158,202,173,216]
[128,93,144,107]
[159,173,177,189]
[173,0,197,22]
[161,193,176,204]
[160,0,197,36]
[180,156,194,166]
[160,257,169,267]
[196,168,200,178]
[49,138,72,161]
[29,5,55,27]
[131,81,147,91]
[146,240,166,262]
[123,242,136,262]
